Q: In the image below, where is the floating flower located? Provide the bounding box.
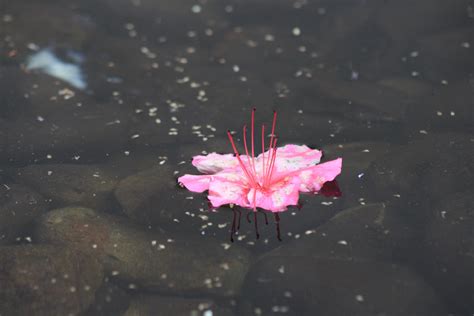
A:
[178,109,342,240]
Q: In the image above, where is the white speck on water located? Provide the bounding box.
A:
[355,294,365,302]
[419,130,428,134]
[36,116,45,122]
[203,310,213,316]
[191,4,202,13]
[358,173,365,179]
[321,201,333,206]
[26,48,86,89]
[461,41,470,48]
[440,211,447,219]
[409,51,419,57]
[450,111,456,116]
[278,265,285,274]
[338,240,348,245]
[292,27,301,36]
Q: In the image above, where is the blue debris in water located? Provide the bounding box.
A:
[26,48,87,90]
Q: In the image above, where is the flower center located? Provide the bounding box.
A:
[227,109,278,209]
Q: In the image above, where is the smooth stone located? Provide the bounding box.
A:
[124,295,234,316]
[83,280,131,316]
[376,0,469,43]
[367,133,474,207]
[4,105,130,164]
[0,245,103,316]
[409,81,474,133]
[0,184,47,244]
[416,27,474,80]
[114,165,190,226]
[423,192,474,313]
[377,77,432,97]
[322,141,395,207]
[35,207,252,297]
[241,256,445,316]
[267,203,414,262]
[10,164,119,211]
[311,74,413,120]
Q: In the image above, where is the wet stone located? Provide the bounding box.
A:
[416,27,474,80]
[10,164,119,211]
[83,280,131,316]
[367,133,474,208]
[322,141,395,208]
[4,105,131,164]
[35,207,252,297]
[0,244,103,316]
[124,295,234,316]
[114,165,189,226]
[423,192,474,313]
[267,203,415,263]
[0,184,47,245]
[241,256,445,316]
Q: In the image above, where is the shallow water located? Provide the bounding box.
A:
[0,0,473,315]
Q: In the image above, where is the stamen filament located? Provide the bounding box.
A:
[227,130,258,187]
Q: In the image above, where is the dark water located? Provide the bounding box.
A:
[1,0,473,315]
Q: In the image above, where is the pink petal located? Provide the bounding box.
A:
[192,153,239,174]
[207,174,249,208]
[261,144,323,174]
[248,180,301,212]
[298,158,342,192]
[177,174,211,193]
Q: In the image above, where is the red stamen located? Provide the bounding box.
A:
[227,130,257,187]
[261,124,266,184]
[243,125,257,185]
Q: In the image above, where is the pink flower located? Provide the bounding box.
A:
[178,109,342,213]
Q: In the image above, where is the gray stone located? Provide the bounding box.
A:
[367,133,474,207]
[0,245,103,316]
[4,105,130,163]
[114,165,178,224]
[267,203,414,262]
[10,164,119,211]
[0,184,47,244]
[35,207,252,297]
[423,192,474,312]
[124,295,234,316]
[416,27,474,80]
[241,256,445,316]
[83,280,131,316]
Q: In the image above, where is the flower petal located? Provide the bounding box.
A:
[298,158,342,192]
[177,174,211,193]
[248,181,301,212]
[192,153,239,174]
[258,144,323,174]
[207,174,249,208]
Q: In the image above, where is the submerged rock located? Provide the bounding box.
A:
[10,164,119,210]
[423,193,474,313]
[114,165,179,225]
[241,256,445,316]
[0,245,103,316]
[83,280,131,316]
[268,203,414,262]
[0,184,47,244]
[35,207,251,297]
[124,295,234,316]
[367,133,474,208]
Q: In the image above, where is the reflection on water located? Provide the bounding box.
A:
[0,0,473,315]
[26,48,87,90]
